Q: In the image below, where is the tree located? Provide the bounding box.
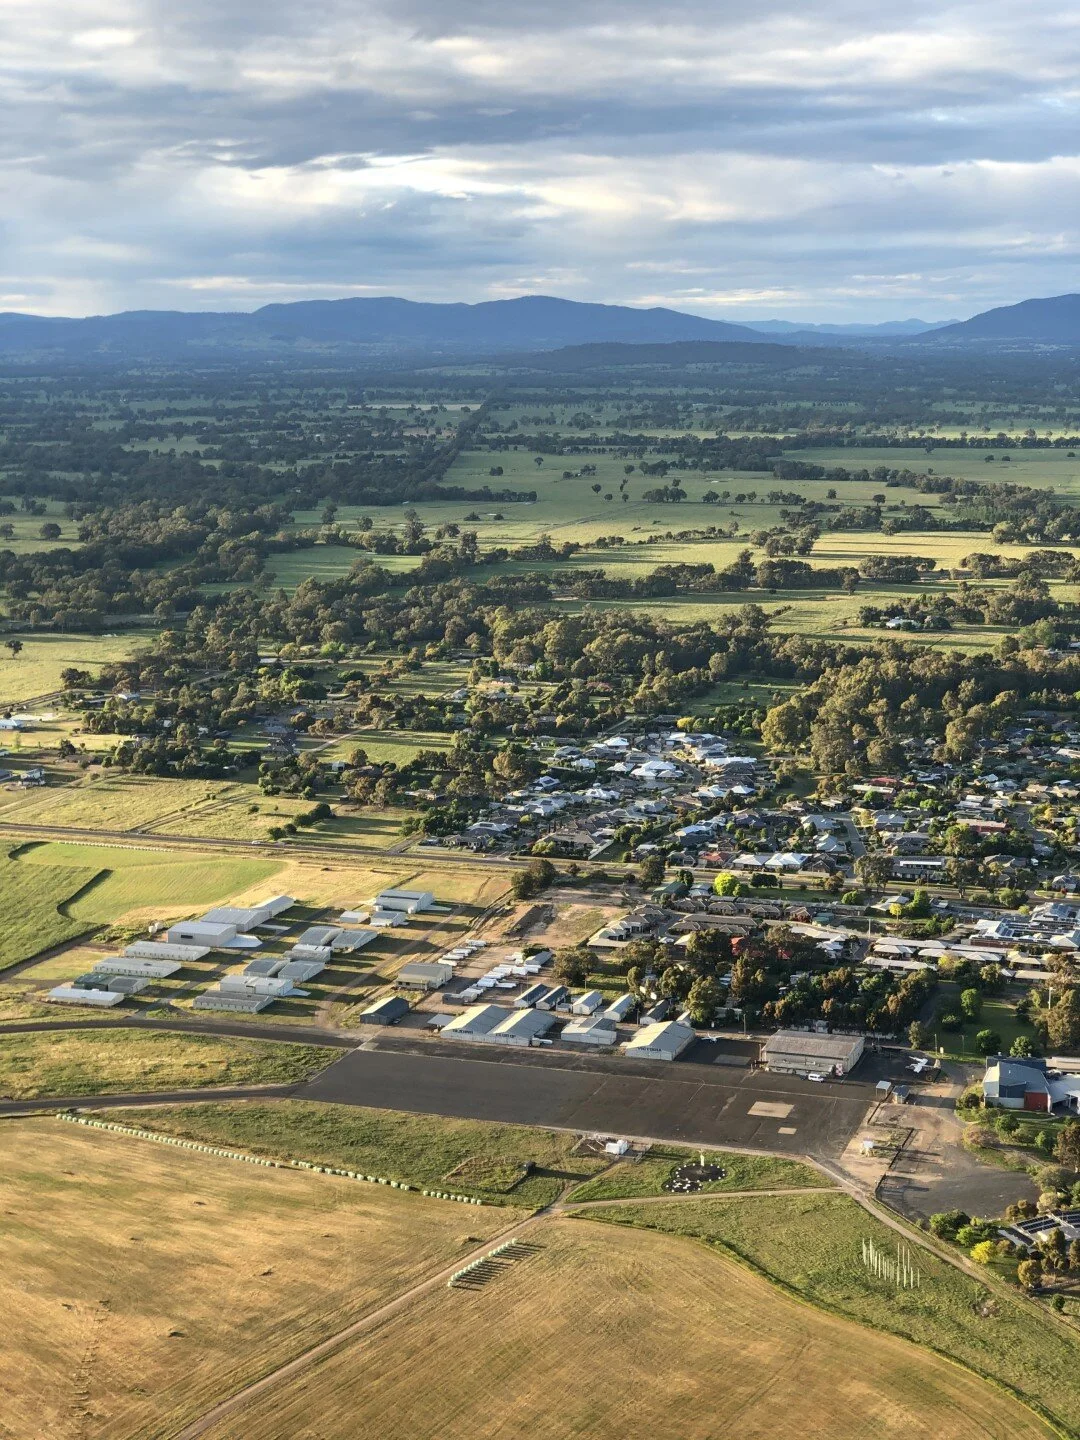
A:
[960,987,982,1021]
[975,1028,1001,1055]
[639,854,666,889]
[908,1020,931,1049]
[928,1209,969,1240]
[1017,1256,1043,1291]
[554,947,591,986]
[969,1240,996,1265]
[1047,988,1080,1051]
[686,975,723,1025]
[1009,1034,1036,1058]
[855,852,893,889]
[39,521,62,540]
[5,639,23,659]
[712,872,742,897]
[1055,1118,1080,1173]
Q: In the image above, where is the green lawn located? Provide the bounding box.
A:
[933,991,1036,1061]
[0,1030,333,1099]
[567,1148,831,1202]
[112,1099,611,1209]
[581,1190,1080,1438]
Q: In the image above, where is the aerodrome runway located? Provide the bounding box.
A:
[299,1037,873,1157]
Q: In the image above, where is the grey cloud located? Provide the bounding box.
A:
[4,0,1080,317]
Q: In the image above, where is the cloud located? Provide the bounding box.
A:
[3,0,1080,317]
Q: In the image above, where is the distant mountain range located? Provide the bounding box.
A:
[0,291,1078,362]
[743,318,950,336]
[920,294,1080,345]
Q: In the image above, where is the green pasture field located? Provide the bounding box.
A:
[787,444,1080,496]
[931,993,1036,1062]
[10,840,281,925]
[583,1189,1080,1437]
[308,730,453,766]
[0,631,152,704]
[109,1098,610,1209]
[0,847,101,970]
[0,1029,333,1099]
[0,497,77,555]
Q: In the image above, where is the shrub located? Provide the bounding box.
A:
[929,1209,969,1240]
[975,1028,1002,1055]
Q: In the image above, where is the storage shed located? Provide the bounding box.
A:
[193,989,272,1013]
[397,961,455,990]
[561,1016,618,1047]
[623,1020,695,1062]
[374,888,435,914]
[441,1003,506,1039]
[762,1030,865,1077]
[47,986,125,1008]
[359,995,410,1025]
[125,940,209,963]
[92,956,181,980]
[603,993,636,1023]
[571,990,604,1015]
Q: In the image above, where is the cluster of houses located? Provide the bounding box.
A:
[447,730,771,858]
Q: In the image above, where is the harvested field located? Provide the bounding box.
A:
[0,1118,515,1439]
[197,1217,1058,1440]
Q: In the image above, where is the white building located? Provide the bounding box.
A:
[92,956,182,979]
[124,940,209,963]
[374,888,435,914]
[561,1016,617,1047]
[47,986,124,1008]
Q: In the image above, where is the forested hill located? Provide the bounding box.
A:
[923,293,1080,346]
[0,295,767,361]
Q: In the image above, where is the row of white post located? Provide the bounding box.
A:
[861,1236,921,1289]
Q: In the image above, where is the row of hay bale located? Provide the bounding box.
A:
[448,1239,522,1287]
[55,1112,485,1205]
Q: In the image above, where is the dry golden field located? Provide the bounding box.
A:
[0,1119,518,1439]
[199,1217,1058,1440]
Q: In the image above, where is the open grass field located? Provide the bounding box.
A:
[0,632,153,704]
[199,1214,1057,1440]
[0,1117,516,1440]
[0,1029,334,1099]
[116,1099,610,1208]
[933,993,1037,1062]
[0,775,240,830]
[10,841,282,927]
[0,846,101,970]
[585,1190,1080,1437]
[567,1147,830,1202]
[786,444,1080,496]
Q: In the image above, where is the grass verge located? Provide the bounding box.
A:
[0,1029,333,1099]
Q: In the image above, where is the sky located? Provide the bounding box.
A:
[2,0,1079,321]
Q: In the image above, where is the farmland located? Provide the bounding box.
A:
[0,1117,515,1439]
[196,1214,1058,1440]
[0,845,101,970]
[8,841,281,927]
[585,1190,1080,1437]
